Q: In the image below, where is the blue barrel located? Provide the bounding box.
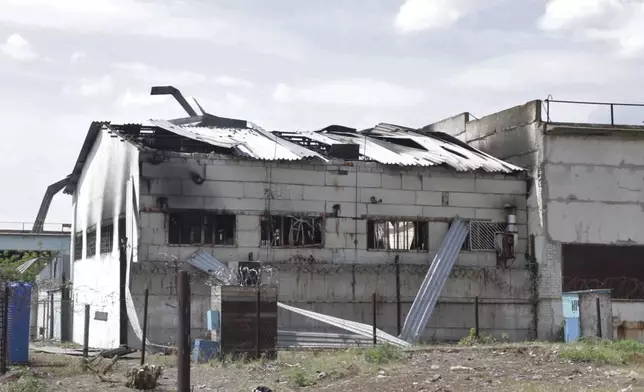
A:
[8,283,32,364]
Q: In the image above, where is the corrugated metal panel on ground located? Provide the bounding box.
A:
[278,302,410,348]
[399,217,469,343]
[277,331,374,349]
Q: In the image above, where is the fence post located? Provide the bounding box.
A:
[394,255,401,336]
[596,297,602,339]
[177,271,191,392]
[140,288,149,366]
[83,304,90,357]
[256,287,261,359]
[372,292,377,346]
[1,286,9,375]
[474,296,480,338]
[610,104,614,126]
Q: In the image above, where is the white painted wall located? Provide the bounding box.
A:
[71,128,139,348]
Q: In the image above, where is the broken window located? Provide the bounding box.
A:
[260,215,323,247]
[367,220,428,251]
[100,224,113,254]
[86,227,97,257]
[168,211,236,245]
[74,232,83,260]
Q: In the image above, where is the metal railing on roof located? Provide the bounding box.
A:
[0,222,71,233]
[543,98,644,127]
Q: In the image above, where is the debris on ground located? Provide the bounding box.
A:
[125,364,163,390]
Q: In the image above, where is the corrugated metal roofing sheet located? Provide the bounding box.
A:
[145,117,522,173]
[149,119,326,161]
[186,250,236,284]
[399,217,469,343]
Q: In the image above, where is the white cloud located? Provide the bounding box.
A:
[272,79,424,107]
[224,92,247,110]
[214,76,254,89]
[0,0,308,59]
[539,0,644,56]
[0,33,37,61]
[69,51,86,65]
[112,62,208,86]
[63,75,114,97]
[116,88,167,108]
[394,0,476,32]
[449,50,634,92]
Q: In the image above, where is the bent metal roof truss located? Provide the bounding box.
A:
[64,98,523,194]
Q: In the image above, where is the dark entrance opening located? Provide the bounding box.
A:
[118,217,128,346]
[562,243,644,299]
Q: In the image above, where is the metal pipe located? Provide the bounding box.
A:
[256,287,261,359]
[596,298,602,339]
[395,255,401,336]
[140,289,149,366]
[83,304,90,357]
[177,271,191,392]
[610,104,614,126]
[545,98,644,107]
[372,293,377,346]
[474,296,480,338]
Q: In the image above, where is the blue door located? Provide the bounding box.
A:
[562,293,580,342]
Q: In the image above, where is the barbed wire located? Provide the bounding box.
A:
[563,276,644,299]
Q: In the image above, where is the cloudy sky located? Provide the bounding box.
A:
[0,0,642,226]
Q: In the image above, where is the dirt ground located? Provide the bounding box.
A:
[4,343,644,392]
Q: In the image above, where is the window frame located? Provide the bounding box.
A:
[260,214,324,248]
[86,226,97,258]
[366,219,429,252]
[167,210,237,246]
[100,222,114,254]
[73,231,83,261]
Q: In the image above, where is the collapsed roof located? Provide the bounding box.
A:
[64,86,523,194]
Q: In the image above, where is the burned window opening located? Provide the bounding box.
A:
[367,220,428,251]
[100,224,114,254]
[260,215,323,247]
[74,232,83,261]
[168,211,236,246]
[86,227,97,258]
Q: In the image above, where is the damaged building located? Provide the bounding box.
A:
[63,86,534,349]
[429,99,644,340]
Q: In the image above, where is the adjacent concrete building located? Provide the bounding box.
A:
[429,99,644,339]
[63,91,533,349]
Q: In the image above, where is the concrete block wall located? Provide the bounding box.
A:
[128,262,212,347]
[427,101,564,339]
[135,154,531,342]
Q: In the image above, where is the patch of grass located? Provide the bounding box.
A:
[364,344,401,364]
[6,372,45,392]
[278,347,406,388]
[458,328,510,346]
[559,338,644,365]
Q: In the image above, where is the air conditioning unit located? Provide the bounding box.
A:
[494,232,518,267]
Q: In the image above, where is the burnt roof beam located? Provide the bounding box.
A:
[150,86,198,117]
